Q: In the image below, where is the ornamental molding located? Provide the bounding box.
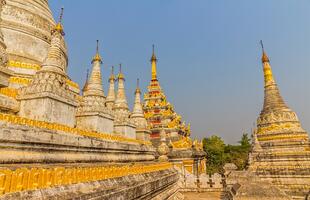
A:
[257,111,299,126]
[0,113,150,145]
[0,162,171,196]
[8,60,41,70]
[2,4,52,33]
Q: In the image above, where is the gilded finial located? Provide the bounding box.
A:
[53,7,65,36]
[109,66,115,81]
[59,7,64,23]
[135,78,141,94]
[92,40,102,64]
[118,63,125,80]
[151,44,157,62]
[151,44,158,80]
[96,40,99,53]
[260,40,270,63]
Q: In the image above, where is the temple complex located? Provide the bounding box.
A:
[248,42,310,199]
[0,1,308,200]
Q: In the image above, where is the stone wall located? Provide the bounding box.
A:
[0,122,155,164]
[19,97,77,127]
[76,113,114,133]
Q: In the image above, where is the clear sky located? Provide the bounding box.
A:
[49,0,310,144]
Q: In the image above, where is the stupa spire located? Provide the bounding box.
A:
[83,40,105,97]
[260,40,274,86]
[41,7,66,74]
[82,69,89,93]
[132,78,144,117]
[76,42,113,133]
[114,64,129,110]
[131,78,151,140]
[259,41,288,114]
[54,7,65,36]
[151,45,158,80]
[92,39,102,64]
[106,66,116,108]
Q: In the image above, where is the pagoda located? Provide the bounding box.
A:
[249,41,310,199]
[143,45,190,145]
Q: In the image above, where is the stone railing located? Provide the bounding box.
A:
[0,162,172,196]
[181,172,225,190]
[0,113,151,145]
[0,88,18,98]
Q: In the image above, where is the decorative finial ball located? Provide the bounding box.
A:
[157,142,169,162]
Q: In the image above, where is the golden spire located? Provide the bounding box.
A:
[92,40,102,64]
[53,7,65,36]
[260,40,270,63]
[259,41,288,114]
[260,40,275,87]
[151,44,157,80]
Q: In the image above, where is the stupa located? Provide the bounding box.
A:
[249,41,310,199]
[143,45,190,146]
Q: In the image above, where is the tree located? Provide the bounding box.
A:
[239,133,251,149]
[203,135,225,174]
[225,133,251,170]
[202,133,252,173]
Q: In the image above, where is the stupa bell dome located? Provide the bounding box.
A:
[1,0,68,70]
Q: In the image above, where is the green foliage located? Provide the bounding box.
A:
[203,135,225,174]
[203,133,251,174]
[239,133,251,149]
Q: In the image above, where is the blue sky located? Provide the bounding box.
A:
[49,0,310,144]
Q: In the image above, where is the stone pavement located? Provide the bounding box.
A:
[183,192,222,200]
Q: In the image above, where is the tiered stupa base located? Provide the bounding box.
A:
[250,139,310,199]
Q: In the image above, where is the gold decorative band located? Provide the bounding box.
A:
[8,60,41,71]
[9,77,32,86]
[0,88,18,98]
[0,113,151,145]
[257,122,300,135]
[66,79,80,89]
[9,77,80,90]
[0,162,172,196]
[258,134,308,142]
